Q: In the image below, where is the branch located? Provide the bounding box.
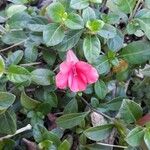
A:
[0,40,26,52]
[80,96,113,121]
[0,124,32,141]
[100,0,107,12]
[128,0,143,21]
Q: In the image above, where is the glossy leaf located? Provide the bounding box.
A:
[0,55,5,78]
[56,112,88,129]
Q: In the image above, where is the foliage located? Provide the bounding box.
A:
[0,0,150,149]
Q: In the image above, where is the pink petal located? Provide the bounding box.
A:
[68,72,87,92]
[76,61,99,84]
[55,72,68,89]
[66,50,78,63]
[60,61,72,74]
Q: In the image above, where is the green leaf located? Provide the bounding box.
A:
[2,31,27,45]
[135,9,150,40]
[114,0,136,14]
[126,126,144,147]
[70,0,89,10]
[82,7,96,23]
[46,2,66,23]
[6,50,23,65]
[64,98,78,114]
[55,30,83,52]
[107,30,124,52]
[93,55,111,75]
[86,19,104,33]
[83,35,101,63]
[64,13,84,30]
[56,112,88,129]
[0,55,5,78]
[6,4,27,17]
[31,69,54,86]
[7,65,31,83]
[58,140,71,150]
[90,0,102,3]
[84,124,113,141]
[120,40,150,64]
[21,91,40,110]
[25,44,38,62]
[144,129,150,149]
[43,23,65,46]
[33,124,61,146]
[0,109,17,134]
[94,80,107,99]
[0,92,16,112]
[140,65,150,77]
[39,140,56,150]
[118,99,143,124]
[43,92,58,107]
[98,24,116,39]
[145,0,150,9]
[9,0,28,4]
[7,12,31,29]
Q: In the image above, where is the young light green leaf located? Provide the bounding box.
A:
[43,23,65,46]
[84,124,113,141]
[94,80,108,99]
[64,13,84,30]
[6,4,27,17]
[56,112,89,129]
[31,69,54,86]
[120,40,150,64]
[58,140,71,150]
[70,0,89,10]
[0,55,5,78]
[83,35,101,63]
[118,99,143,124]
[7,65,31,83]
[46,2,66,23]
[126,126,144,147]
[21,91,41,110]
[86,19,104,33]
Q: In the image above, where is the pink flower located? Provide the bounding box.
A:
[56,50,99,92]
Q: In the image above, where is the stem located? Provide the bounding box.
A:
[0,40,26,52]
[80,96,113,121]
[100,0,107,12]
[97,143,128,149]
[0,124,32,141]
[128,0,143,21]
[20,62,41,67]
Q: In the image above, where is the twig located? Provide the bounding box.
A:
[100,0,107,12]
[0,124,32,141]
[0,40,26,52]
[97,142,128,149]
[80,96,113,121]
[128,0,143,21]
[20,62,42,67]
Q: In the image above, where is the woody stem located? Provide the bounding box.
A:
[79,96,113,121]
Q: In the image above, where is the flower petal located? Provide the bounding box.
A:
[76,61,99,84]
[55,72,68,89]
[68,72,87,92]
[60,61,72,74]
[66,50,78,63]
